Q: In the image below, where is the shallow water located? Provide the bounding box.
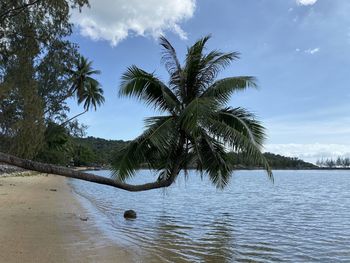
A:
[70,170,350,262]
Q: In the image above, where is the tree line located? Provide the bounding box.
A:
[316,157,350,168]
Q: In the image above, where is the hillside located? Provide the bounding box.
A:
[74,136,316,169]
[73,136,128,165]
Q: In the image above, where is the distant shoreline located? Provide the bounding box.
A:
[77,166,350,172]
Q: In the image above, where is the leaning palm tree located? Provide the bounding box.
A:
[0,35,272,192]
[113,35,272,189]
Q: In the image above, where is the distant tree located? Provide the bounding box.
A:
[36,122,72,165]
[325,159,335,168]
[316,160,321,167]
[336,157,342,167]
[345,157,350,168]
[72,144,95,166]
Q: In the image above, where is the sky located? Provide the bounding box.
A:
[67,0,350,162]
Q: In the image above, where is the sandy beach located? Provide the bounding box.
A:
[0,173,134,263]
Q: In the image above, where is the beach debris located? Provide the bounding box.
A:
[79,216,89,221]
[49,188,57,192]
[124,210,137,219]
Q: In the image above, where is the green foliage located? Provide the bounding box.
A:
[72,144,95,166]
[2,21,45,159]
[77,76,105,111]
[68,56,102,100]
[0,0,95,159]
[74,136,127,165]
[36,124,97,166]
[256,153,315,169]
[36,122,72,165]
[113,35,272,189]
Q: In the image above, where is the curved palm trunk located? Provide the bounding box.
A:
[0,132,186,192]
[60,109,87,127]
[0,152,176,192]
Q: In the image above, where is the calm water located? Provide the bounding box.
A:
[70,170,350,262]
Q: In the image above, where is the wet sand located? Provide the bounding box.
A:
[0,174,134,263]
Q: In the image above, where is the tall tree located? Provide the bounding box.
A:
[2,14,45,159]
[0,0,89,157]
[0,36,272,192]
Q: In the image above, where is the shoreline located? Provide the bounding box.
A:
[0,173,134,263]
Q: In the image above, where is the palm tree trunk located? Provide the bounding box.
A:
[0,152,176,192]
[60,109,87,127]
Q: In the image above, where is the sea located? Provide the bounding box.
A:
[70,170,350,262]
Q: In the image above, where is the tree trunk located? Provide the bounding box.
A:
[60,109,87,127]
[0,152,175,192]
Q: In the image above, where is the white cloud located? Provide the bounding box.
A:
[296,0,318,6]
[265,143,350,162]
[71,0,196,46]
[304,47,320,54]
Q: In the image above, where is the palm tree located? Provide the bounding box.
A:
[44,56,102,116]
[0,36,272,192]
[68,56,101,99]
[60,57,105,126]
[112,35,272,189]
[60,81,105,126]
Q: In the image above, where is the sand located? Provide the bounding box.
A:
[0,174,134,263]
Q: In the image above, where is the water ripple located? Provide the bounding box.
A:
[71,170,350,262]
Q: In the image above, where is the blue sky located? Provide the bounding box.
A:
[67,0,350,162]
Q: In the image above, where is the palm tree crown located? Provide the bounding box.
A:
[113,35,272,189]
[68,56,102,99]
[78,81,105,111]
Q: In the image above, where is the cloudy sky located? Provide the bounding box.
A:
[68,0,350,162]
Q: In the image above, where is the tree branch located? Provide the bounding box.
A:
[0,152,174,192]
[0,0,41,22]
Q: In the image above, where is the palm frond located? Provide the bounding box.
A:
[205,118,273,180]
[217,107,266,147]
[119,66,180,113]
[201,76,257,104]
[178,97,218,132]
[197,129,233,189]
[182,35,212,102]
[197,51,240,88]
[78,81,105,111]
[159,35,181,75]
[112,116,176,181]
